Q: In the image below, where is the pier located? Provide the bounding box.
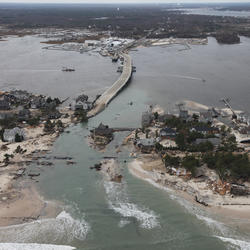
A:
[87,53,133,118]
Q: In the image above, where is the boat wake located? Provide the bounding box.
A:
[103,180,160,229]
[0,211,89,244]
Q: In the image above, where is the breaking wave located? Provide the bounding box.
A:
[0,243,75,250]
[0,211,89,244]
[137,175,250,248]
[217,236,250,250]
[104,180,160,229]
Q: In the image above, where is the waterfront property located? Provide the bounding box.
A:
[91,123,113,145]
[141,111,153,128]
[160,128,177,140]
[3,127,25,143]
[136,138,155,154]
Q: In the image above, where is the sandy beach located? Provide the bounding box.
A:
[0,108,73,226]
[128,156,250,221]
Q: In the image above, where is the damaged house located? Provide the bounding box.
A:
[91,123,113,145]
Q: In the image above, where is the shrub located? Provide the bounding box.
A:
[182,155,200,176]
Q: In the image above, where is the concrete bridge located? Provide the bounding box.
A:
[87,53,133,118]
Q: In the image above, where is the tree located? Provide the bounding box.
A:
[192,113,199,121]
[27,116,40,126]
[135,129,139,139]
[155,130,159,138]
[56,119,63,128]
[74,110,88,123]
[3,153,14,165]
[154,112,159,120]
[182,155,200,176]
[176,133,186,150]
[46,97,53,103]
[15,133,24,142]
[189,141,214,152]
[164,154,180,168]
[44,119,55,133]
[155,142,163,152]
[202,152,250,182]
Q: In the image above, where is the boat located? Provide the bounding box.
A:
[62,67,75,72]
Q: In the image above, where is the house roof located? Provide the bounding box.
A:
[195,138,221,146]
[94,123,113,136]
[137,138,155,147]
[3,127,25,142]
[160,128,176,135]
[193,126,217,132]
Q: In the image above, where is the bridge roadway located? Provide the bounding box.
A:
[87,53,132,118]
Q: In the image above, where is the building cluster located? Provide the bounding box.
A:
[71,93,93,112]
[0,90,62,143]
[135,107,229,154]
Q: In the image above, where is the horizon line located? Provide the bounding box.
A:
[1,1,250,4]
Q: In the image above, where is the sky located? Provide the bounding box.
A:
[0,0,250,3]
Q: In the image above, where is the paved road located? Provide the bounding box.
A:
[87,53,132,117]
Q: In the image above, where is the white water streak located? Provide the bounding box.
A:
[217,236,250,250]
[0,211,89,244]
[0,243,75,250]
[104,180,160,229]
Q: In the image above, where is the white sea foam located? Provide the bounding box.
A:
[196,214,229,236]
[217,236,250,250]
[0,211,89,244]
[118,219,130,228]
[104,180,160,229]
[0,243,75,250]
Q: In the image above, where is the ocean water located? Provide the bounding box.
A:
[0,35,250,249]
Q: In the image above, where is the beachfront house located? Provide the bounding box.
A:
[47,110,62,119]
[199,110,213,123]
[8,90,31,102]
[179,110,189,120]
[141,112,153,128]
[136,138,155,154]
[3,127,26,143]
[30,96,46,109]
[194,138,221,148]
[160,128,177,140]
[158,114,174,123]
[18,108,31,121]
[76,94,88,103]
[0,111,15,120]
[74,101,93,111]
[190,126,219,136]
[74,101,84,110]
[91,123,113,145]
[0,98,10,110]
